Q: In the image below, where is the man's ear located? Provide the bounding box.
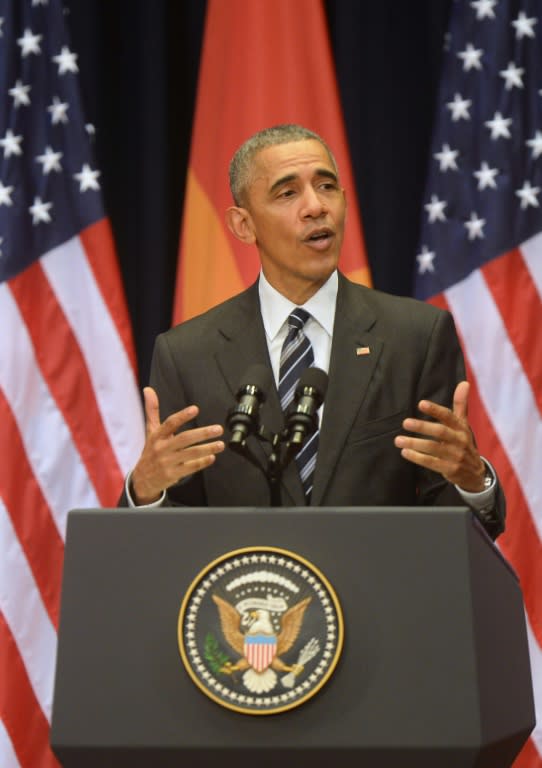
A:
[226,206,256,244]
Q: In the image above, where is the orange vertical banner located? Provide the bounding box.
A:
[173,0,370,324]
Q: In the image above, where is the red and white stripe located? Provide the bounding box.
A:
[435,231,542,767]
[244,637,277,673]
[0,220,144,767]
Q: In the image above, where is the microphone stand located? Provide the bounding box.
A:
[228,424,299,507]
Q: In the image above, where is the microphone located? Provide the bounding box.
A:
[227,364,270,446]
[285,367,328,451]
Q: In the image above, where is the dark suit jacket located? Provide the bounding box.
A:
[139,273,504,538]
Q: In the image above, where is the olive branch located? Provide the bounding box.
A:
[204,633,232,676]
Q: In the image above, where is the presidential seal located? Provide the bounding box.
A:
[178,546,343,715]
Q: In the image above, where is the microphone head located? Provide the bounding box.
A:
[295,366,328,400]
[237,364,271,397]
[228,364,271,446]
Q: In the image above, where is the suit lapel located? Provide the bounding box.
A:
[311,275,383,505]
[213,283,305,506]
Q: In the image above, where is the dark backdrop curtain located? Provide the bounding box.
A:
[65,0,452,385]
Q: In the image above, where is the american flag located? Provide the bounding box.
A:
[415,1,541,764]
[0,1,144,766]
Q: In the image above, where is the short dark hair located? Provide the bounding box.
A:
[229,124,338,206]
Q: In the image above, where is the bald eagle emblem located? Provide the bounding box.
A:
[178,547,343,714]
[212,594,313,693]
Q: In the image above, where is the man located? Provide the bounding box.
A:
[124,124,504,540]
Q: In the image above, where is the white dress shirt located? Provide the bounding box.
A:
[258,268,337,384]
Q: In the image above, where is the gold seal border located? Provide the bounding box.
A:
[177,545,344,716]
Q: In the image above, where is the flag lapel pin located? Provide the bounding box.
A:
[356,346,370,356]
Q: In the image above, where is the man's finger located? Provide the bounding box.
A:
[417,381,470,427]
[144,389,200,438]
[143,386,161,434]
[401,417,451,442]
[416,398,458,426]
[170,422,224,450]
[395,434,446,459]
[452,380,470,421]
[160,404,201,437]
[172,440,225,469]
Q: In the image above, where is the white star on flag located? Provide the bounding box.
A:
[0,181,14,206]
[8,79,31,108]
[526,131,542,160]
[464,212,486,240]
[416,245,436,274]
[425,195,447,222]
[457,43,483,71]
[511,11,537,39]
[473,161,498,190]
[17,28,42,57]
[470,0,497,20]
[0,129,23,157]
[484,111,512,140]
[29,196,53,224]
[73,163,101,191]
[47,95,69,124]
[0,18,4,37]
[36,146,63,174]
[515,181,540,209]
[52,45,79,75]
[499,61,524,90]
[446,93,472,121]
[434,143,459,171]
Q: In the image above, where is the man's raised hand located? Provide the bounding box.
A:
[130,387,225,505]
[394,380,485,492]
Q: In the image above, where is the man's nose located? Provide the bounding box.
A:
[300,186,327,218]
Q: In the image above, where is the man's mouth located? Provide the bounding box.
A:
[304,227,334,244]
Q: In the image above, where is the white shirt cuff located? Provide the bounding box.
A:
[455,458,496,512]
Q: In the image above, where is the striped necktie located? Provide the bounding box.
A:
[278,308,319,500]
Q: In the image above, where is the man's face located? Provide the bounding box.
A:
[238,139,347,302]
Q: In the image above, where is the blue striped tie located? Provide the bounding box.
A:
[278,308,319,500]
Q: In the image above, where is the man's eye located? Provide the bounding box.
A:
[279,189,295,198]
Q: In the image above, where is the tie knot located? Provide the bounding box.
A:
[288,307,311,332]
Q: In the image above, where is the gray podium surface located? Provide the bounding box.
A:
[50,507,534,767]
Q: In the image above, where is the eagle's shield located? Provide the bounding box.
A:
[244,634,277,672]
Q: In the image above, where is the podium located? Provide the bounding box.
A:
[50,507,534,767]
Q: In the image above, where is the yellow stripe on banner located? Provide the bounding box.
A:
[179,170,245,321]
